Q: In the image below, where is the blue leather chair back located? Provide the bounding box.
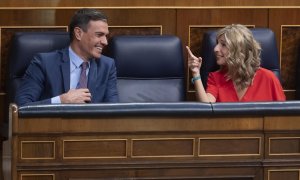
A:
[201,28,280,88]
[109,35,185,102]
[7,31,70,104]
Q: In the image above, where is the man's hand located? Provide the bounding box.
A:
[60,89,91,103]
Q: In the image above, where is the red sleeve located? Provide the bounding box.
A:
[206,72,218,98]
[270,74,286,101]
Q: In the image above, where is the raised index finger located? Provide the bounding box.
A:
[186,46,195,58]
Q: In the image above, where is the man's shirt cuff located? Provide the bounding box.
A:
[51,96,61,104]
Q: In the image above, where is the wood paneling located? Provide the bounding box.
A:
[177,9,268,50]
[17,117,262,133]
[20,174,55,180]
[281,26,300,90]
[269,137,300,155]
[265,134,300,159]
[0,10,58,26]
[1,0,300,7]
[21,141,55,159]
[63,139,127,159]
[37,168,260,180]
[198,137,261,157]
[267,169,300,180]
[132,138,194,157]
[12,105,300,179]
[269,9,300,99]
[264,116,300,130]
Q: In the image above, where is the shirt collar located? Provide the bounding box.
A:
[69,46,90,68]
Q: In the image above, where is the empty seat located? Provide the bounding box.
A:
[109,35,186,102]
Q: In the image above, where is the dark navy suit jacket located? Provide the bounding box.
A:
[15,48,119,106]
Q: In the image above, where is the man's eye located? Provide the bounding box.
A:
[96,33,104,37]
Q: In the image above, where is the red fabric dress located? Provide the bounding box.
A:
[206,68,286,102]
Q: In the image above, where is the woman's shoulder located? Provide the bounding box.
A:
[256,67,279,81]
[257,67,276,76]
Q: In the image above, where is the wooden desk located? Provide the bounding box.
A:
[10,102,300,180]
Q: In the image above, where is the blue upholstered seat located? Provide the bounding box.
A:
[201,28,281,89]
[109,35,186,102]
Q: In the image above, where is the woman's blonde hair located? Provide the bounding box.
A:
[216,24,261,90]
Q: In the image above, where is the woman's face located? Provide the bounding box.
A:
[214,34,229,66]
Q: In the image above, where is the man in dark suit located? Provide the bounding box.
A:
[15,8,119,106]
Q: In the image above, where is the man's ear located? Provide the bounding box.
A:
[74,27,83,40]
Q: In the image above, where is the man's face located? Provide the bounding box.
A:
[76,20,109,60]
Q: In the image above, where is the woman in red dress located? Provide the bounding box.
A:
[187,24,285,102]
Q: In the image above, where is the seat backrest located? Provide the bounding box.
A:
[4,31,69,138]
[201,28,280,88]
[109,35,185,102]
[7,31,70,104]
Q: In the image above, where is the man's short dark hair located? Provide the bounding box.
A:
[69,8,108,41]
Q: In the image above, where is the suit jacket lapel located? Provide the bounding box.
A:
[88,59,97,102]
[60,48,70,92]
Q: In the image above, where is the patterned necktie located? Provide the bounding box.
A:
[76,62,88,89]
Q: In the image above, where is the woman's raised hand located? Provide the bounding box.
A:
[186,46,202,76]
